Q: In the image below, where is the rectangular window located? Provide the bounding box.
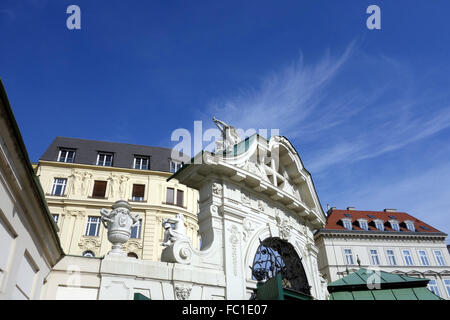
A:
[434,250,446,266]
[444,279,450,297]
[176,190,184,207]
[96,152,113,166]
[134,156,150,170]
[406,222,415,232]
[370,249,380,265]
[166,188,174,204]
[51,178,67,196]
[375,221,384,231]
[85,216,100,237]
[344,249,354,265]
[92,181,107,198]
[359,220,368,230]
[130,219,142,239]
[418,250,430,266]
[132,184,145,202]
[170,160,182,173]
[343,220,352,230]
[391,222,400,231]
[387,249,397,265]
[52,214,59,223]
[428,280,440,297]
[403,250,414,266]
[57,149,76,163]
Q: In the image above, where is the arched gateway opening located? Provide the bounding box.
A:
[251,237,311,296]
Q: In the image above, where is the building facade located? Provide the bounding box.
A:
[315,208,450,300]
[0,80,63,300]
[35,137,200,261]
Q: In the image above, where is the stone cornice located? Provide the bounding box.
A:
[38,160,173,178]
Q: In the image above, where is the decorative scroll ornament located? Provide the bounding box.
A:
[175,284,192,300]
[100,200,140,256]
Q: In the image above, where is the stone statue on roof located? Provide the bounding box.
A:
[212,117,241,153]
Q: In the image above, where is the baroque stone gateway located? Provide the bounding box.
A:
[39,118,329,300]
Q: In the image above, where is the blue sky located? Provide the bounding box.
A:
[1,1,449,242]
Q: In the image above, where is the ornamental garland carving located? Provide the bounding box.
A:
[227,225,240,276]
[78,237,101,252]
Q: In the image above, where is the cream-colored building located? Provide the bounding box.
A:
[35,137,200,261]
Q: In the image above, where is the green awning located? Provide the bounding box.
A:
[330,287,442,300]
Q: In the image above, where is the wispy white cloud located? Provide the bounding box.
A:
[207,43,450,173]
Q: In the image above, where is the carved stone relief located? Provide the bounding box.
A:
[174,284,192,300]
[227,224,240,276]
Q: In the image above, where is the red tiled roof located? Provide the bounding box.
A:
[324,209,442,233]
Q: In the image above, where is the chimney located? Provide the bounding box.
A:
[347,207,356,211]
[326,206,336,216]
[383,208,397,212]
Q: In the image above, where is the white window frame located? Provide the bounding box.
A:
[386,249,397,265]
[374,219,384,231]
[344,248,354,265]
[433,250,446,266]
[170,160,182,173]
[51,178,67,196]
[96,152,113,166]
[444,279,450,297]
[405,220,415,232]
[418,250,430,266]
[85,216,101,237]
[134,156,150,170]
[389,220,400,231]
[402,250,414,266]
[428,279,440,297]
[57,148,76,163]
[370,249,380,265]
[342,218,352,230]
[358,219,368,230]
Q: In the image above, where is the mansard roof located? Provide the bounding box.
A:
[323,208,444,234]
[40,136,189,172]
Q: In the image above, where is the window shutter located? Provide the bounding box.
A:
[177,190,184,207]
[166,188,174,204]
[92,181,107,198]
[132,184,145,198]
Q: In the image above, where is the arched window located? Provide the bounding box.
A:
[82,250,95,257]
[127,252,138,259]
[251,237,310,295]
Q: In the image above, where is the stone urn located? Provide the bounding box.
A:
[100,200,140,256]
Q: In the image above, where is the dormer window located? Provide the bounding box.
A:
[97,152,113,166]
[342,218,353,230]
[57,148,76,163]
[358,219,369,230]
[170,160,182,173]
[389,220,400,231]
[374,219,384,231]
[405,220,415,232]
